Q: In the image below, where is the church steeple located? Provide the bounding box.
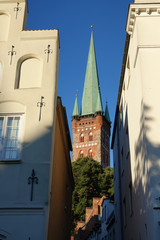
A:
[72,30,111,168]
[72,95,79,117]
[81,30,103,116]
[104,102,111,122]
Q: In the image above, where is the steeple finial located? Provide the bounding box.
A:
[76,89,78,97]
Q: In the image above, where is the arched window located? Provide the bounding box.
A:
[80,133,84,142]
[0,13,10,41]
[79,150,83,158]
[17,57,43,88]
[89,132,93,141]
[88,149,92,158]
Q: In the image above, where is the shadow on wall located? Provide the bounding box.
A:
[134,101,160,236]
[0,125,53,240]
[19,125,54,203]
[22,125,53,164]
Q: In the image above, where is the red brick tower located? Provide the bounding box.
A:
[72,31,111,168]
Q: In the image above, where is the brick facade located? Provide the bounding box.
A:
[72,113,110,167]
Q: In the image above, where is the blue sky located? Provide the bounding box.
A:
[27,0,133,165]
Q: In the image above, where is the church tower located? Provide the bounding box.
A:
[72,30,111,168]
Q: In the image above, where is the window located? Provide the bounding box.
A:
[79,150,83,158]
[121,147,124,174]
[89,132,93,141]
[123,198,127,227]
[88,149,92,158]
[17,57,42,89]
[119,101,123,129]
[80,133,84,142]
[0,13,10,41]
[129,181,133,215]
[0,115,23,161]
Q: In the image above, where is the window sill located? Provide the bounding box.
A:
[0,160,22,164]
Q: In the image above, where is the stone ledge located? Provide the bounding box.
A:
[126,4,160,35]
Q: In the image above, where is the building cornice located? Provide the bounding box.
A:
[126,3,160,35]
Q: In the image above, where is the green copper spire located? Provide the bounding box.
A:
[81,30,103,115]
[105,102,111,122]
[72,95,79,116]
[95,90,103,112]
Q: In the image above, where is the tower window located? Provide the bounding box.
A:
[80,133,84,142]
[79,150,83,158]
[89,132,93,141]
[88,149,92,158]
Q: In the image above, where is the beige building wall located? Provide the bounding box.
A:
[112,1,160,240]
[0,0,59,239]
[47,97,74,240]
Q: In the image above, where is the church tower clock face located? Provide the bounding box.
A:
[72,30,111,168]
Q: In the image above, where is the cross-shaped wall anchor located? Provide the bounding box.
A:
[28,169,38,202]
[37,96,45,121]
[14,2,21,19]
[44,45,53,63]
[8,46,16,65]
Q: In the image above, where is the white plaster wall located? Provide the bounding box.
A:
[0,0,59,239]
[0,209,45,240]
[113,2,160,240]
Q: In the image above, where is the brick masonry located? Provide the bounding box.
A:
[72,113,111,167]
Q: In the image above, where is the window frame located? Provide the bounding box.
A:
[88,149,92,158]
[89,132,93,141]
[80,133,84,142]
[0,114,24,161]
[79,150,84,158]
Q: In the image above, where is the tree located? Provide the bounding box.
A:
[99,166,114,201]
[71,157,114,230]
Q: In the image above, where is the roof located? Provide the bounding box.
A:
[81,31,103,115]
[105,102,111,122]
[72,95,79,116]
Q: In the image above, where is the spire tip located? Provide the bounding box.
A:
[76,89,78,97]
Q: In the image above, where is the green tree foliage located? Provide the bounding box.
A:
[71,157,114,228]
[99,166,114,201]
